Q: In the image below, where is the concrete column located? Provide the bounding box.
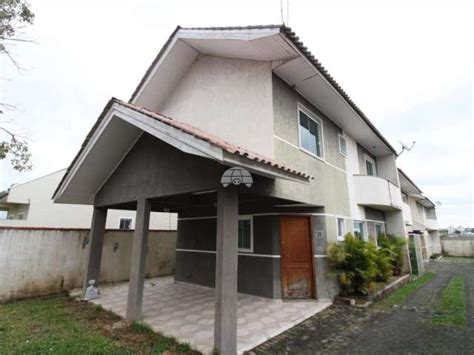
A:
[126,198,151,321]
[82,206,107,296]
[214,186,238,355]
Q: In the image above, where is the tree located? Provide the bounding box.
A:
[0,0,34,171]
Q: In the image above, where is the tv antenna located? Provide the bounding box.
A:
[280,0,289,25]
[397,141,416,156]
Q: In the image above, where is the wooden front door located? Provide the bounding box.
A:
[280,216,315,299]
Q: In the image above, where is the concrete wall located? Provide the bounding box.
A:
[0,228,177,301]
[1,169,176,230]
[271,76,350,215]
[441,237,474,257]
[160,54,274,158]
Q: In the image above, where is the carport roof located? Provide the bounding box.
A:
[54,98,311,204]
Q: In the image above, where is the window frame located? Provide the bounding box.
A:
[119,217,133,230]
[352,220,367,241]
[238,215,254,253]
[338,134,348,157]
[375,223,385,237]
[297,104,325,160]
[336,217,346,241]
[364,154,377,176]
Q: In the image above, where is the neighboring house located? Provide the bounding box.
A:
[51,25,433,352]
[398,169,441,259]
[0,169,176,230]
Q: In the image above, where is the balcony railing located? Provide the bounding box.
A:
[353,175,402,211]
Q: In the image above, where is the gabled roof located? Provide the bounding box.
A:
[398,168,423,195]
[130,25,397,156]
[398,168,436,208]
[54,98,311,204]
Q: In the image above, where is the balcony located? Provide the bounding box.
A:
[425,218,438,231]
[353,175,402,211]
[402,202,413,226]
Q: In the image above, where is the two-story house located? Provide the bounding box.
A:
[398,169,441,260]
[0,169,176,230]
[53,25,414,353]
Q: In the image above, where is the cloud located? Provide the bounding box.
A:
[0,0,472,227]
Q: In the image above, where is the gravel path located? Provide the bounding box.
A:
[251,259,474,354]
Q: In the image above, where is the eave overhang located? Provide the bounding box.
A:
[130,25,397,157]
[54,99,310,205]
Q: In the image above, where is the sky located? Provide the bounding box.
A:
[0,0,472,227]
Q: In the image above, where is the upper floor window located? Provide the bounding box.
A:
[338,134,347,156]
[119,218,133,230]
[365,155,377,176]
[238,216,253,252]
[417,203,424,218]
[402,193,408,203]
[298,106,324,159]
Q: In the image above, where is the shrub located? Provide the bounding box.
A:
[377,234,406,276]
[327,234,378,296]
[328,233,407,296]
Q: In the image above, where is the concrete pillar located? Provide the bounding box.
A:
[126,198,151,321]
[410,234,425,275]
[82,206,107,296]
[214,186,238,355]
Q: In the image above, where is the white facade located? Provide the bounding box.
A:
[0,169,176,230]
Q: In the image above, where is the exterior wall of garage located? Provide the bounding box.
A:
[175,215,282,299]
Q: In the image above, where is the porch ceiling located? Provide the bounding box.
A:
[106,190,321,215]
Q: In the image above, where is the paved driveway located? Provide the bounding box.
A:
[252,258,474,354]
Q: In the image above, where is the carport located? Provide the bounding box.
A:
[54,98,313,354]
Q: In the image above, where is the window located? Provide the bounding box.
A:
[238,216,253,252]
[375,223,385,244]
[298,106,323,158]
[353,221,366,240]
[375,223,385,237]
[417,203,424,218]
[365,155,377,176]
[17,213,25,220]
[402,193,408,203]
[338,134,347,156]
[337,217,346,241]
[119,218,133,230]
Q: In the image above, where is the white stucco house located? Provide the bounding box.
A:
[0,169,176,230]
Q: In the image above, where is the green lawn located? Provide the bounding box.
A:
[433,276,467,327]
[0,294,199,354]
[379,272,435,307]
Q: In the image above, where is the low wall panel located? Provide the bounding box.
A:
[441,237,474,257]
[0,228,176,301]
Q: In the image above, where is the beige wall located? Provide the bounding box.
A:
[272,75,351,215]
[441,236,473,257]
[160,54,274,158]
[0,228,177,301]
[1,170,177,230]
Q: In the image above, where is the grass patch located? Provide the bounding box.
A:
[379,272,435,307]
[0,293,199,354]
[433,276,467,327]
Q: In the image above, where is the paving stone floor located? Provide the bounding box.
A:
[252,259,474,354]
[85,276,331,354]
